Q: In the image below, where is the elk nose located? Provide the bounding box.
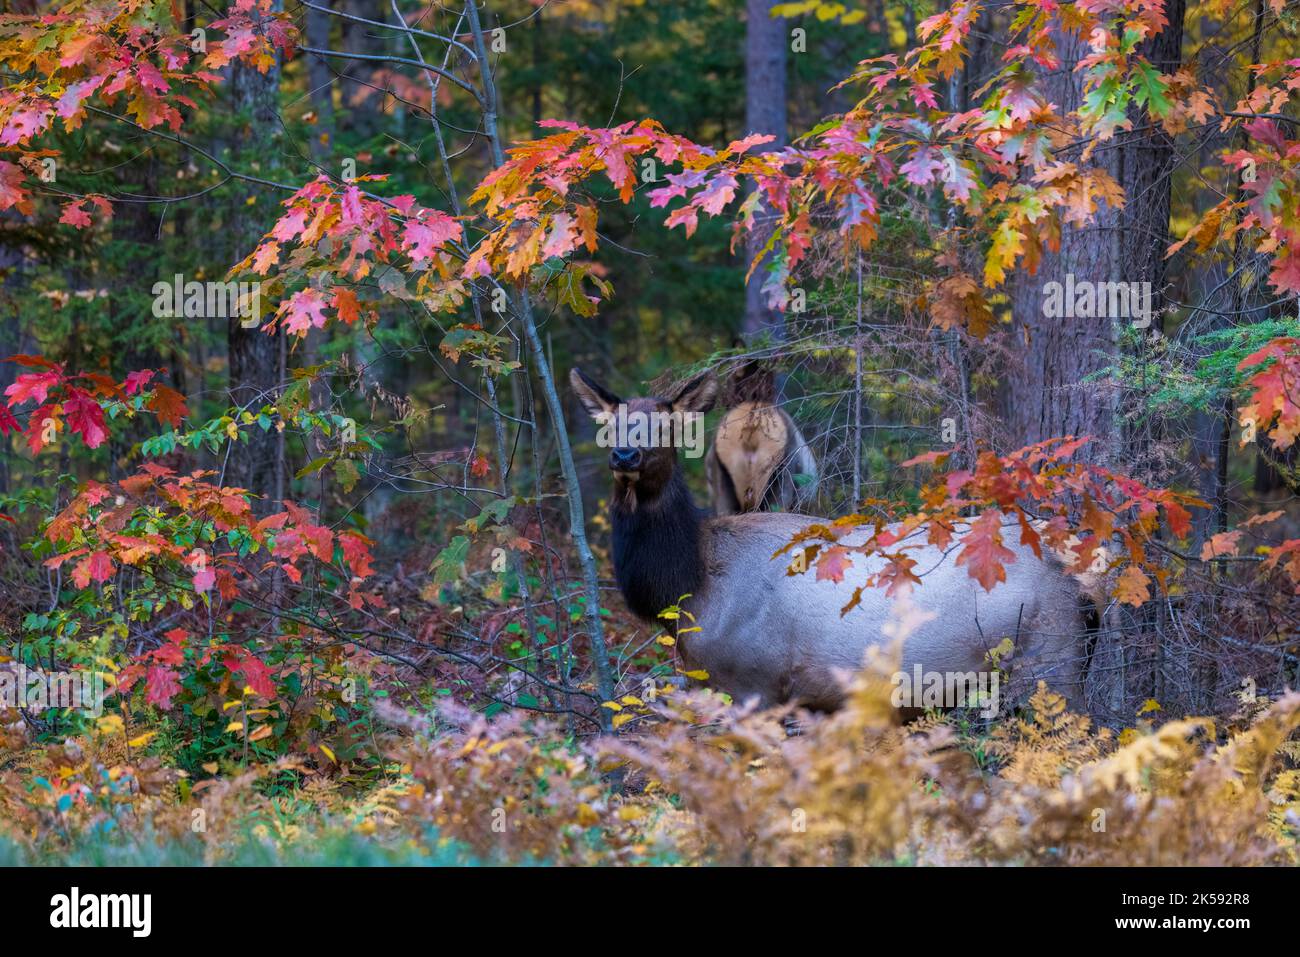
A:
[609,448,642,471]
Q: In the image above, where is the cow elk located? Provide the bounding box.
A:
[571,366,1097,714]
[706,361,818,514]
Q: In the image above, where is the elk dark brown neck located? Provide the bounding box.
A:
[609,466,706,621]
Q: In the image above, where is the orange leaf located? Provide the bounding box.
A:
[1113,565,1151,606]
[956,511,1015,591]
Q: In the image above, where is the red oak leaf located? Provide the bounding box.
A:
[226,653,275,697]
[192,565,216,593]
[123,369,156,395]
[300,523,334,561]
[0,161,31,214]
[59,201,92,229]
[1268,250,1300,295]
[280,288,329,336]
[271,207,308,242]
[144,665,181,710]
[956,511,1016,591]
[72,550,115,588]
[401,211,461,265]
[148,384,189,428]
[62,388,108,448]
[5,370,61,407]
[153,630,188,666]
[333,287,360,325]
[1200,531,1242,560]
[815,545,854,583]
[24,404,58,454]
[339,530,375,578]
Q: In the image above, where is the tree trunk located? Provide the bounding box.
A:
[341,0,386,141]
[226,34,284,507]
[0,214,31,496]
[1008,5,1186,467]
[741,0,787,341]
[1008,9,1187,720]
[305,2,335,163]
[1007,30,1122,461]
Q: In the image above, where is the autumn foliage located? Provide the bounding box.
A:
[0,0,1298,869]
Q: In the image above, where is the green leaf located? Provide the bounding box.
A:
[295,456,331,480]
[431,535,470,585]
[333,459,360,492]
[1132,61,1171,118]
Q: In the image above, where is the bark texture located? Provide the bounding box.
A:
[1008,4,1186,468]
[741,0,787,340]
[225,46,283,505]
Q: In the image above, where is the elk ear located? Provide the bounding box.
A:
[569,367,621,420]
[669,371,718,415]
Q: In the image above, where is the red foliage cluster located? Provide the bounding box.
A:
[237,174,463,335]
[779,437,1199,610]
[0,0,297,224]
[116,627,275,711]
[43,462,376,599]
[1,355,187,453]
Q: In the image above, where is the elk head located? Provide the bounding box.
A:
[569,367,718,510]
[570,367,719,620]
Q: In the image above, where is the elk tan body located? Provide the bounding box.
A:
[706,362,817,515]
[571,367,1090,712]
[707,401,818,514]
[689,513,1085,709]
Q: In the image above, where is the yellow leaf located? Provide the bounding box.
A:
[127,731,155,748]
[656,635,675,646]
[225,720,244,733]
[1138,698,1162,715]
[600,701,624,712]
[682,669,710,680]
[612,712,636,729]
[319,744,337,763]
[96,715,124,736]
[619,695,644,707]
